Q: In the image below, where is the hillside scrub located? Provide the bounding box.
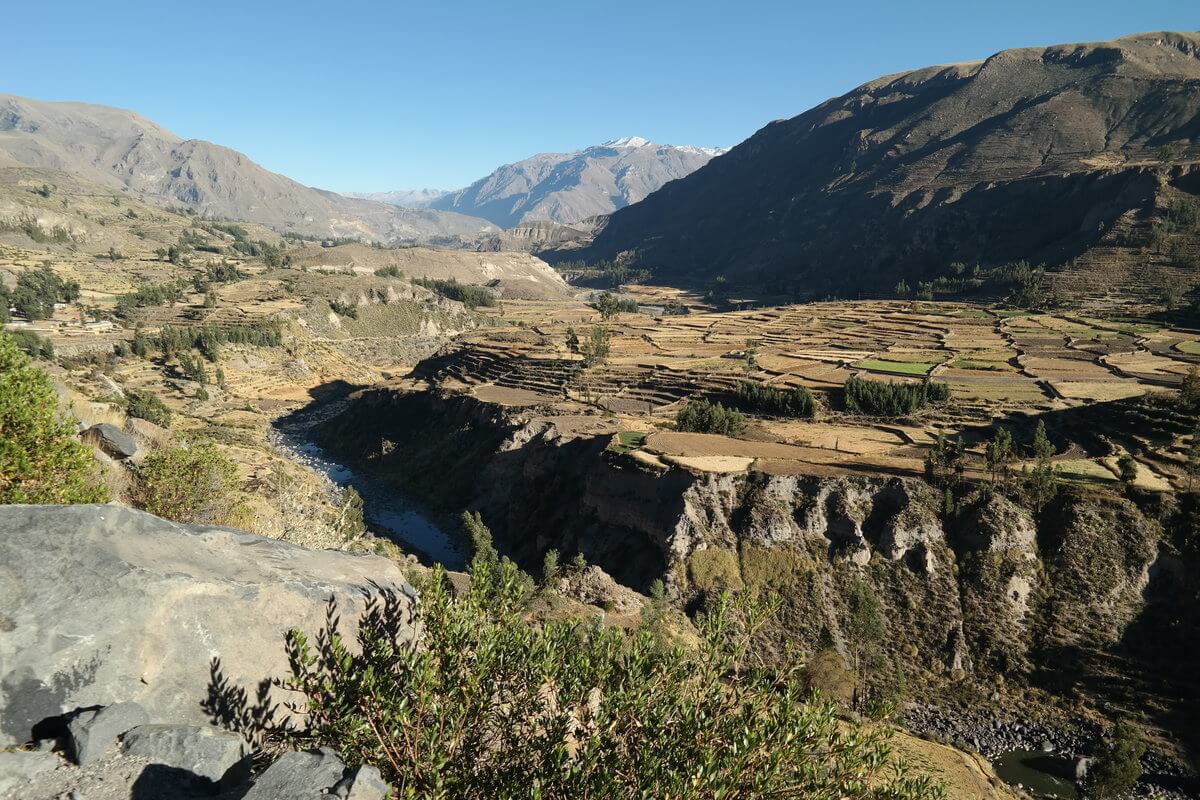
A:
[5,262,80,320]
[133,440,237,524]
[234,554,943,799]
[843,375,949,417]
[0,332,108,504]
[413,276,497,309]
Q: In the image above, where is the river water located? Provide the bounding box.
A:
[269,400,467,570]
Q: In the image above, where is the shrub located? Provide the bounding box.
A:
[133,440,237,524]
[0,332,108,504]
[8,330,54,360]
[114,281,186,316]
[1085,719,1145,799]
[413,277,496,308]
[843,375,949,416]
[374,265,404,278]
[329,299,360,319]
[10,263,80,320]
[124,389,172,428]
[592,292,638,319]
[734,380,815,417]
[675,398,747,436]
[220,558,943,799]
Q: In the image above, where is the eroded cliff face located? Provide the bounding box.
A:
[317,388,1183,688]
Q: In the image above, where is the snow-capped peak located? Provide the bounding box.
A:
[602,136,653,149]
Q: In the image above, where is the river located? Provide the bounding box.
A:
[269,398,467,570]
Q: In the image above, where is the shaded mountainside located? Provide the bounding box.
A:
[567,32,1200,301]
[0,94,497,243]
[430,137,726,228]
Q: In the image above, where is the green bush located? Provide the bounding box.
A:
[844,375,949,417]
[0,332,107,504]
[8,330,54,360]
[329,299,360,319]
[9,263,80,320]
[734,380,815,417]
[375,265,404,278]
[114,281,186,316]
[124,389,172,428]
[133,440,236,524]
[1085,719,1145,799]
[221,558,942,799]
[675,398,747,436]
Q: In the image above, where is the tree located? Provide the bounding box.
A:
[924,431,965,494]
[1025,419,1058,509]
[213,560,944,799]
[462,509,498,567]
[1181,367,1200,411]
[124,389,172,428]
[133,440,237,524]
[1085,720,1145,799]
[565,326,580,354]
[846,578,887,711]
[580,325,611,367]
[1187,426,1200,492]
[675,398,747,436]
[541,548,560,585]
[985,426,1016,485]
[1117,453,1139,487]
[0,332,108,504]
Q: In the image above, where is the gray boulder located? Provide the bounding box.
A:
[66,701,149,765]
[0,504,415,747]
[331,764,392,800]
[0,750,61,796]
[243,748,347,799]
[121,724,251,789]
[81,423,138,460]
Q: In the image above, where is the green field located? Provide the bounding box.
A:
[608,430,648,454]
[1176,340,1200,355]
[855,358,939,376]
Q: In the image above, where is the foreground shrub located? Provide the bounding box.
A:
[229,556,942,799]
[675,397,747,436]
[734,380,815,417]
[133,440,236,524]
[0,332,107,504]
[844,375,949,417]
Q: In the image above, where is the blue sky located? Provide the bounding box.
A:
[2,1,1194,191]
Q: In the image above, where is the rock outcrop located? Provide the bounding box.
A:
[0,504,415,748]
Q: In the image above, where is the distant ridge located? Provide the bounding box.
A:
[0,94,496,244]
[429,137,727,228]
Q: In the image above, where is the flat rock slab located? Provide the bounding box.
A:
[0,504,415,747]
[0,750,62,797]
[122,724,250,788]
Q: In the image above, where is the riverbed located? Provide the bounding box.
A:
[269,398,467,570]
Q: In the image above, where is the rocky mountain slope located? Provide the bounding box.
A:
[0,94,496,243]
[344,188,449,207]
[429,137,726,228]
[569,32,1200,299]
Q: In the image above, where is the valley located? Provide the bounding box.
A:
[3,25,1200,800]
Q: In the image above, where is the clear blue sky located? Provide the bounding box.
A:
[3,1,1194,191]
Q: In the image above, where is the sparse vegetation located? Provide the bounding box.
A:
[413,276,497,308]
[579,325,610,367]
[124,389,172,428]
[9,263,81,320]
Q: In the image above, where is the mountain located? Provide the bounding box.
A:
[0,94,497,244]
[568,32,1200,301]
[343,188,450,208]
[429,137,726,228]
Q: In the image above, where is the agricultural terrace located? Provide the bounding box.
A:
[411,295,1200,491]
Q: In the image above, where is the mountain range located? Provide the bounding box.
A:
[0,94,496,244]
[425,137,727,228]
[343,188,449,208]
[567,32,1200,298]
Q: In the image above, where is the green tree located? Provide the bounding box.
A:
[216,560,944,799]
[0,333,107,504]
[462,509,498,566]
[1117,453,1139,487]
[1181,367,1200,411]
[133,440,236,524]
[1085,720,1145,799]
[1025,420,1058,509]
[846,578,887,709]
[924,431,965,506]
[1187,426,1200,492]
[541,548,560,585]
[985,426,1015,485]
[565,326,580,354]
[675,398,747,436]
[124,389,172,428]
[579,325,611,367]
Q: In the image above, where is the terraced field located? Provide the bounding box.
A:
[419,296,1200,491]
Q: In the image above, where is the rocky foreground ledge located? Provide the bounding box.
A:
[0,504,415,798]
